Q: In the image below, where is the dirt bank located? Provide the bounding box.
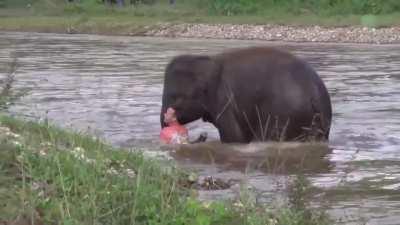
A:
[145,23,400,44]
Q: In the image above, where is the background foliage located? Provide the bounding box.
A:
[2,0,400,16]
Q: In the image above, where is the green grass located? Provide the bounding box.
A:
[0,115,331,225]
[0,0,400,35]
[0,14,164,35]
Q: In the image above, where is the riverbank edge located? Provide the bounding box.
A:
[0,115,331,225]
[146,23,400,44]
[0,16,400,44]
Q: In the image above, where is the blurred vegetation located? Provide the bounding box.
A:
[0,59,28,112]
[205,0,400,16]
[2,0,400,15]
[0,0,399,28]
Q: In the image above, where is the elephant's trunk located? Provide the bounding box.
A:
[160,106,167,128]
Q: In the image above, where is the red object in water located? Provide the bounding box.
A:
[160,122,188,144]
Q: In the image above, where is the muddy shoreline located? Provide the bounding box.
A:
[144,23,400,44]
[1,22,400,44]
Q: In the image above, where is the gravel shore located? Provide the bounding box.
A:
[145,23,400,44]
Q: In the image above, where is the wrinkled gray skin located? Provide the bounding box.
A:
[161,47,332,143]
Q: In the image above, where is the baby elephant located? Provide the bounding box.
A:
[160,47,332,143]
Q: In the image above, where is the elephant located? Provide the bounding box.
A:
[160,47,332,143]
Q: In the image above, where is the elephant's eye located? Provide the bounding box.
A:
[170,94,178,100]
[170,93,184,103]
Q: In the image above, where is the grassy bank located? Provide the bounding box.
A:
[0,0,400,36]
[0,115,331,225]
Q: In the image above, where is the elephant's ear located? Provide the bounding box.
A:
[193,56,221,94]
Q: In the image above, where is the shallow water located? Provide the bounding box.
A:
[0,31,400,224]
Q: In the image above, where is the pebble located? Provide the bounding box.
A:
[145,23,400,44]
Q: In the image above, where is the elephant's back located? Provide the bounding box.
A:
[216,47,297,68]
[216,47,314,86]
[216,47,322,101]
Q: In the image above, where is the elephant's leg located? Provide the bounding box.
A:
[215,111,250,143]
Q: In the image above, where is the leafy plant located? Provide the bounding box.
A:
[0,59,27,111]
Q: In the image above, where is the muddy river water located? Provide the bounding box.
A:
[0,31,399,224]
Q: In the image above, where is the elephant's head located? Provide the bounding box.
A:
[161,55,219,128]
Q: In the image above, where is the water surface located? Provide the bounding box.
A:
[0,31,400,224]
